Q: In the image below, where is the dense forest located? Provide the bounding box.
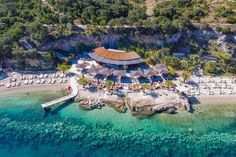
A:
[0,0,235,74]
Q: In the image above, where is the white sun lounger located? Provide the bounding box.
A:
[24,80,29,85]
[48,79,52,84]
[44,74,48,78]
[6,83,11,88]
[29,80,33,84]
[36,80,41,84]
[63,79,67,83]
[51,79,56,84]
[16,82,21,86]
[59,79,63,83]
[11,82,16,87]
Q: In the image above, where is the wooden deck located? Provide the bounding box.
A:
[41,77,78,109]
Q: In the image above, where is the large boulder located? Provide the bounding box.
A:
[217,34,236,54]
[194,27,219,41]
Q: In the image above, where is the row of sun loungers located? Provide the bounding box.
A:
[20,73,66,80]
[0,77,68,88]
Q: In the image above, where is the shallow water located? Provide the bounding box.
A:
[0,91,236,157]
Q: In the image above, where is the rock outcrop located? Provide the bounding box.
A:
[127,92,190,116]
[75,88,190,116]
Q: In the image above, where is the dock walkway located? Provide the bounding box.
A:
[41,77,78,109]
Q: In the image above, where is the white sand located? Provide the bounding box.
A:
[196,96,236,105]
[0,84,67,96]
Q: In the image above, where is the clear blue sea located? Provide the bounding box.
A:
[0,91,236,157]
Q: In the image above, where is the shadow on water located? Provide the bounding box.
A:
[43,101,73,118]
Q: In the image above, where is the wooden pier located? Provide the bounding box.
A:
[41,77,78,110]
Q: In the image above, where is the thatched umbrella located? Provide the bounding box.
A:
[144,69,157,84]
[113,70,126,77]
[155,64,166,69]
[144,69,157,77]
[88,66,99,75]
[159,68,170,75]
[113,70,126,83]
[76,64,87,77]
[98,68,113,76]
[130,70,143,77]
[76,64,86,69]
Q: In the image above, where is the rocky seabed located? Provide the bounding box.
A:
[0,113,236,157]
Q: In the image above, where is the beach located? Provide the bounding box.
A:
[195,95,236,105]
[0,84,67,96]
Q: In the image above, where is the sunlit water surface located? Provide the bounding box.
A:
[0,91,236,157]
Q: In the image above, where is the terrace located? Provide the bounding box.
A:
[75,47,172,94]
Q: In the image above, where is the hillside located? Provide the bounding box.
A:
[0,0,235,74]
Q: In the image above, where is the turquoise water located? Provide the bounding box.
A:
[0,91,236,157]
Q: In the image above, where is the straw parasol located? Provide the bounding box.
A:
[98,68,113,76]
[76,64,86,69]
[155,64,166,69]
[88,66,99,75]
[158,68,170,75]
[131,70,143,77]
[113,70,126,77]
[144,69,157,76]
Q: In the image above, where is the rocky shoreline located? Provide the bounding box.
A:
[75,90,190,116]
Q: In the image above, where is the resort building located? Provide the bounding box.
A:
[89,47,144,66]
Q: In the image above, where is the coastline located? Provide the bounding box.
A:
[191,95,236,105]
[0,84,67,96]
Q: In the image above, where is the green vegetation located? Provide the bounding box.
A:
[215,7,236,24]
[79,76,90,87]
[141,83,149,91]
[0,0,235,76]
[182,72,190,82]
[56,62,71,73]
[167,66,176,77]
[77,42,96,53]
[165,80,174,89]
[48,0,146,26]
[106,80,113,88]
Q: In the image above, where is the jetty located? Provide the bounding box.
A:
[41,77,78,110]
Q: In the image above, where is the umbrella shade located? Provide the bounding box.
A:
[98,68,113,76]
[88,66,99,74]
[155,64,166,69]
[131,70,143,77]
[113,70,126,77]
[158,68,170,75]
[76,64,86,69]
[144,69,157,76]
